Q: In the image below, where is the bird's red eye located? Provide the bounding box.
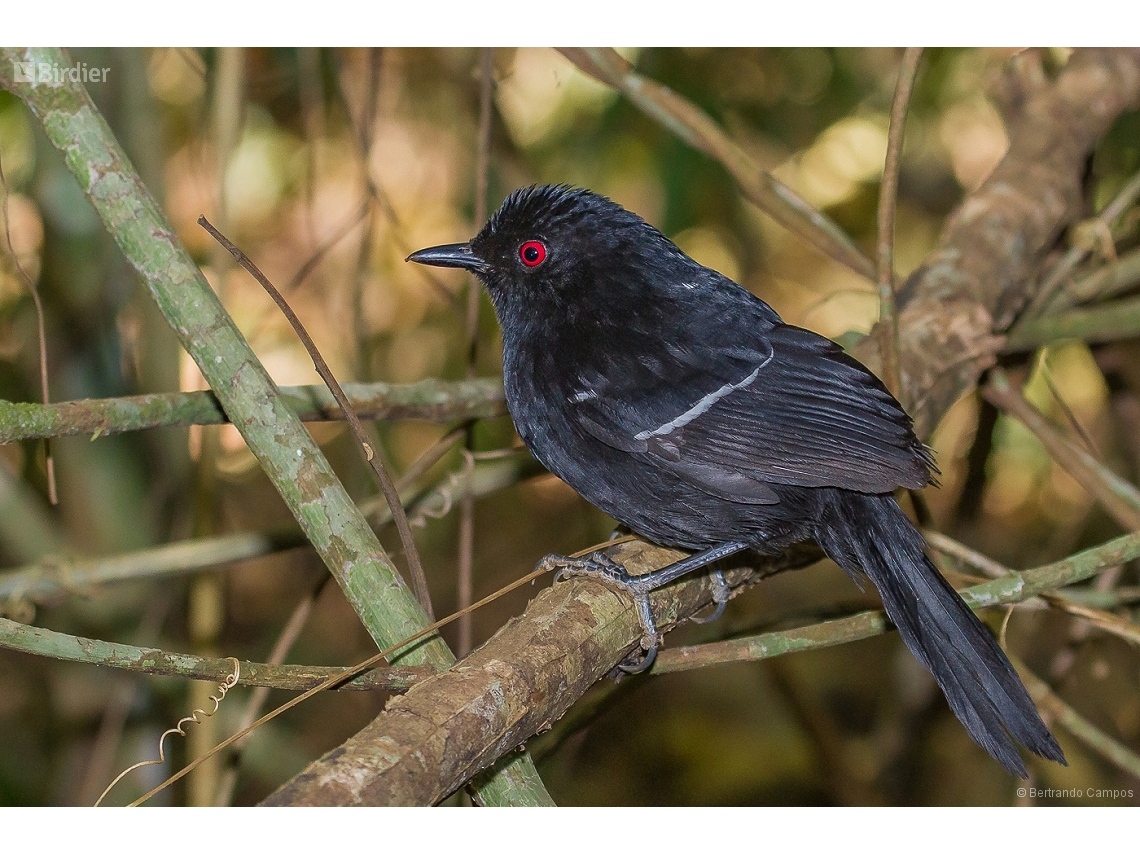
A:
[519,240,546,267]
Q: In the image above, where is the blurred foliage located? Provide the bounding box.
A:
[1,47,1139,806]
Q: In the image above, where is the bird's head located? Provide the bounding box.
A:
[407,185,688,316]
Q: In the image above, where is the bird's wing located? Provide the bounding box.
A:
[570,324,932,502]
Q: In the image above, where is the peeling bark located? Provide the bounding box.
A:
[263,541,817,806]
[857,48,1140,434]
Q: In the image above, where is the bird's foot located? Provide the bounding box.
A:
[541,551,661,672]
[688,568,730,625]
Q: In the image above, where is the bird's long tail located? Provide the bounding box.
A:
[814,490,1064,777]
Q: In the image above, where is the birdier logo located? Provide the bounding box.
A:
[11,61,109,85]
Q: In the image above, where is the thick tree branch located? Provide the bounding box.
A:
[262,540,818,806]
[854,48,1140,437]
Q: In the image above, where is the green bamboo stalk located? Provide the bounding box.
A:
[0,48,550,805]
[0,378,505,445]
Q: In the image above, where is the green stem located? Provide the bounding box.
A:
[0,456,535,605]
[1005,285,1140,353]
[0,378,505,443]
[653,528,1140,673]
[0,48,550,805]
[876,47,923,401]
[0,616,432,691]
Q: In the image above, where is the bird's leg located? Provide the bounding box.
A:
[541,541,749,672]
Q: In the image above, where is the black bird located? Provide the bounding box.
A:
[408,184,1064,777]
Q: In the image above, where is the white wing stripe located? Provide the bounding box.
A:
[635,364,764,440]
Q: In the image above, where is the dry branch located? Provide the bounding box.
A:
[263,540,815,806]
[557,48,875,281]
[983,368,1140,531]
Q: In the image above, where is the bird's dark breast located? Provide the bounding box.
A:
[502,340,817,553]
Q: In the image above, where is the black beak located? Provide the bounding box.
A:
[406,242,485,274]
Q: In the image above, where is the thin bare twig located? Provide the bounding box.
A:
[1040,354,1101,458]
[198,216,435,618]
[284,200,370,294]
[1029,166,1140,315]
[329,48,457,308]
[399,425,470,490]
[1016,655,1140,781]
[350,49,383,372]
[468,48,493,365]
[128,555,562,807]
[1039,592,1140,647]
[214,574,330,805]
[242,200,367,344]
[298,46,326,251]
[0,147,57,504]
[923,529,1010,579]
[876,47,923,400]
[457,48,495,657]
[558,48,876,282]
[983,367,1140,531]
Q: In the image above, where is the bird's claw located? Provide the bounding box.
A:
[689,568,730,625]
[543,551,633,587]
[541,551,662,673]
